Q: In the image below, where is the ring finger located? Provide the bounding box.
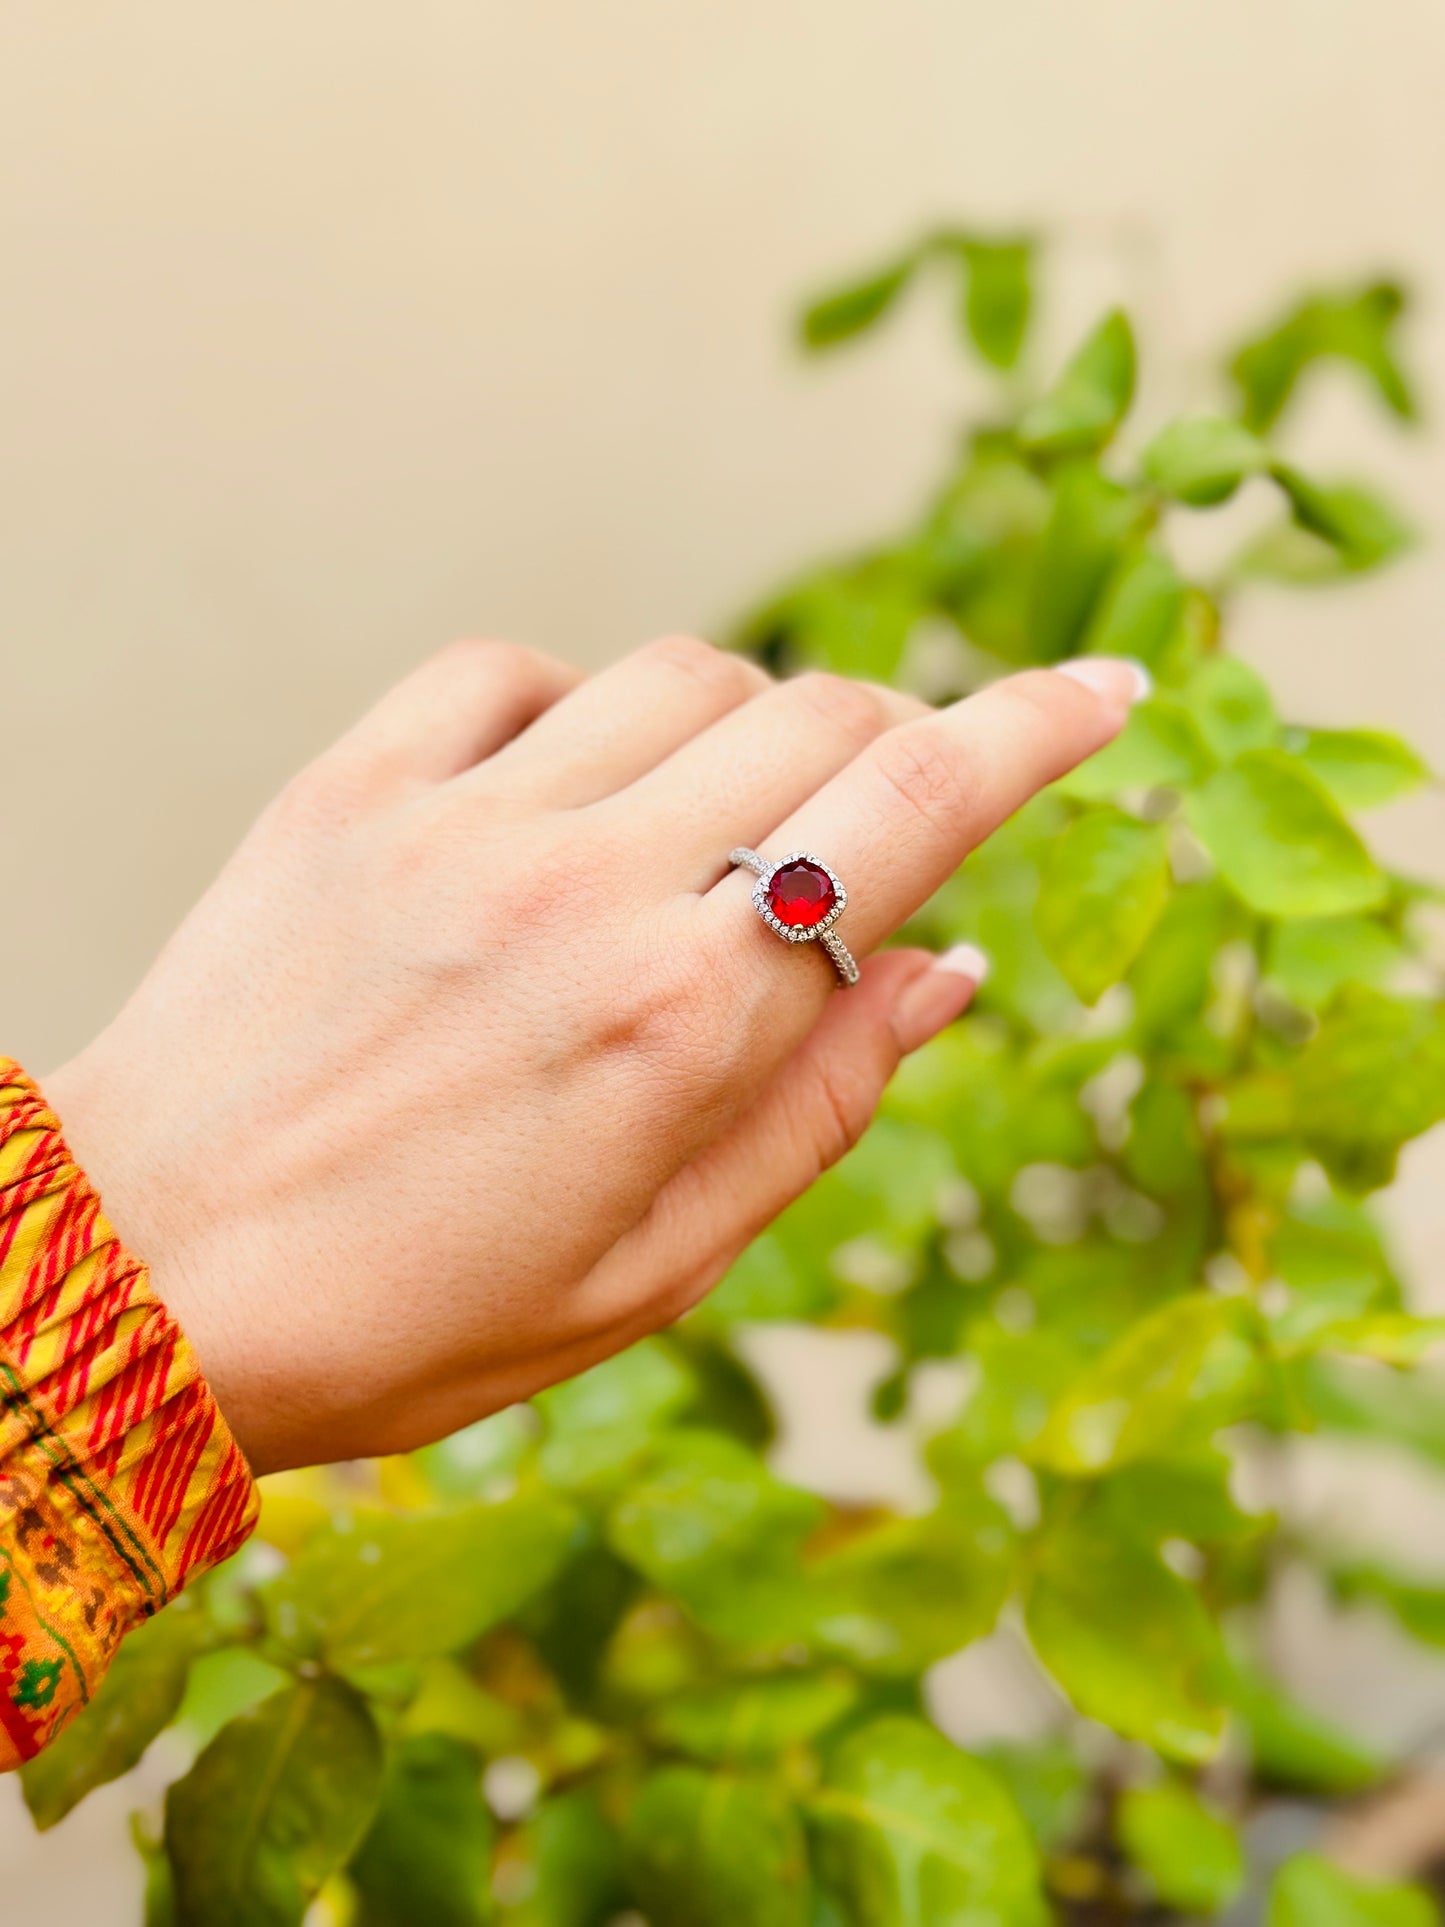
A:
[706,658,1147,1004]
[596,670,928,877]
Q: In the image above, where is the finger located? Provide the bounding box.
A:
[475,634,772,807]
[572,943,988,1330]
[597,671,927,878]
[333,639,582,788]
[704,658,1147,982]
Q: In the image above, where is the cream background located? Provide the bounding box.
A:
[3,2,1445,1915]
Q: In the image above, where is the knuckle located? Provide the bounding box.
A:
[870,723,979,838]
[434,634,509,673]
[792,671,891,744]
[266,754,362,838]
[437,635,571,691]
[644,633,761,697]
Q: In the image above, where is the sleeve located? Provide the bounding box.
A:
[0,1057,259,1768]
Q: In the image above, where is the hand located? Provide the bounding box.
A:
[44,637,1142,1473]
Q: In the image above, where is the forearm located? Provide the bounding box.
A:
[0,1059,257,1768]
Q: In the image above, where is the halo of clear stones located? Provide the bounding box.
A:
[728,847,859,986]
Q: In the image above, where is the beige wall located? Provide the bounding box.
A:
[3,2,1445,1913]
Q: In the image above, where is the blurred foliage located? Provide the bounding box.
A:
[24,231,1445,1924]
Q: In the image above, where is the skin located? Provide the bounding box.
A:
[44,638,1142,1474]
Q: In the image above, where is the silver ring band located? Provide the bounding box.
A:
[729,848,860,987]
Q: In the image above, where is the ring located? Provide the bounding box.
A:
[728,848,860,986]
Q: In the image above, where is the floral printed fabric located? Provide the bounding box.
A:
[0,1059,258,1766]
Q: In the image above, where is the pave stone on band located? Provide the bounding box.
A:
[728,848,861,987]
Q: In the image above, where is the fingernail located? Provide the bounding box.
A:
[892,943,989,1054]
[934,941,990,984]
[1056,656,1153,706]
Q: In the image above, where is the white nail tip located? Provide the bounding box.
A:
[1122,658,1154,701]
[1056,657,1153,704]
[934,942,990,985]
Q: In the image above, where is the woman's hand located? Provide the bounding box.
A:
[44,637,1142,1472]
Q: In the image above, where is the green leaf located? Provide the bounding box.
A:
[350,1734,492,1927]
[1186,749,1387,918]
[919,439,1052,664]
[811,1498,1015,1674]
[1081,547,1191,671]
[176,1647,289,1752]
[133,1814,178,1927]
[606,1430,826,1643]
[412,1409,537,1503]
[535,1338,695,1491]
[1266,916,1401,1010]
[1019,310,1137,456]
[1272,467,1414,573]
[1268,1853,1438,1927]
[1186,655,1278,760]
[626,1767,811,1927]
[1028,464,1143,660]
[1117,1781,1244,1915]
[1130,880,1243,1046]
[1227,1658,1382,1795]
[959,238,1033,370]
[1293,989,1445,1181]
[263,1493,576,1670]
[707,1230,839,1324]
[1124,1076,1211,1204]
[1033,1295,1263,1476]
[1231,282,1416,432]
[1056,698,1214,801]
[1332,1561,1445,1649]
[1313,1313,1445,1366]
[976,1740,1091,1855]
[1224,988,1445,1183]
[928,1325,1091,1472]
[1286,727,1430,811]
[778,561,925,682]
[22,1597,203,1829]
[812,1716,1047,1926]
[672,1332,776,1447]
[1237,518,1356,586]
[166,1676,384,1927]
[1301,1356,1445,1474]
[777,1115,956,1267]
[649,1672,858,1764]
[1034,808,1170,1002]
[1024,1511,1227,1762]
[1098,1453,1265,1549]
[516,1790,627,1927]
[802,257,918,349]
[1144,417,1270,506]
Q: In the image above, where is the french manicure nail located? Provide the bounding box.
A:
[891,943,990,1054]
[933,941,990,985]
[1056,656,1153,706]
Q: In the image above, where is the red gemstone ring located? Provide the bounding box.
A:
[728,848,860,986]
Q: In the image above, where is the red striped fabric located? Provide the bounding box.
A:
[0,1059,259,1768]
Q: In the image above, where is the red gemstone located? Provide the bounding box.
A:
[766,859,837,930]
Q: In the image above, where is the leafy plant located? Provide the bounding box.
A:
[24,229,1445,1925]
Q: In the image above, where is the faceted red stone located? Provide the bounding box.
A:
[766,859,837,930]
